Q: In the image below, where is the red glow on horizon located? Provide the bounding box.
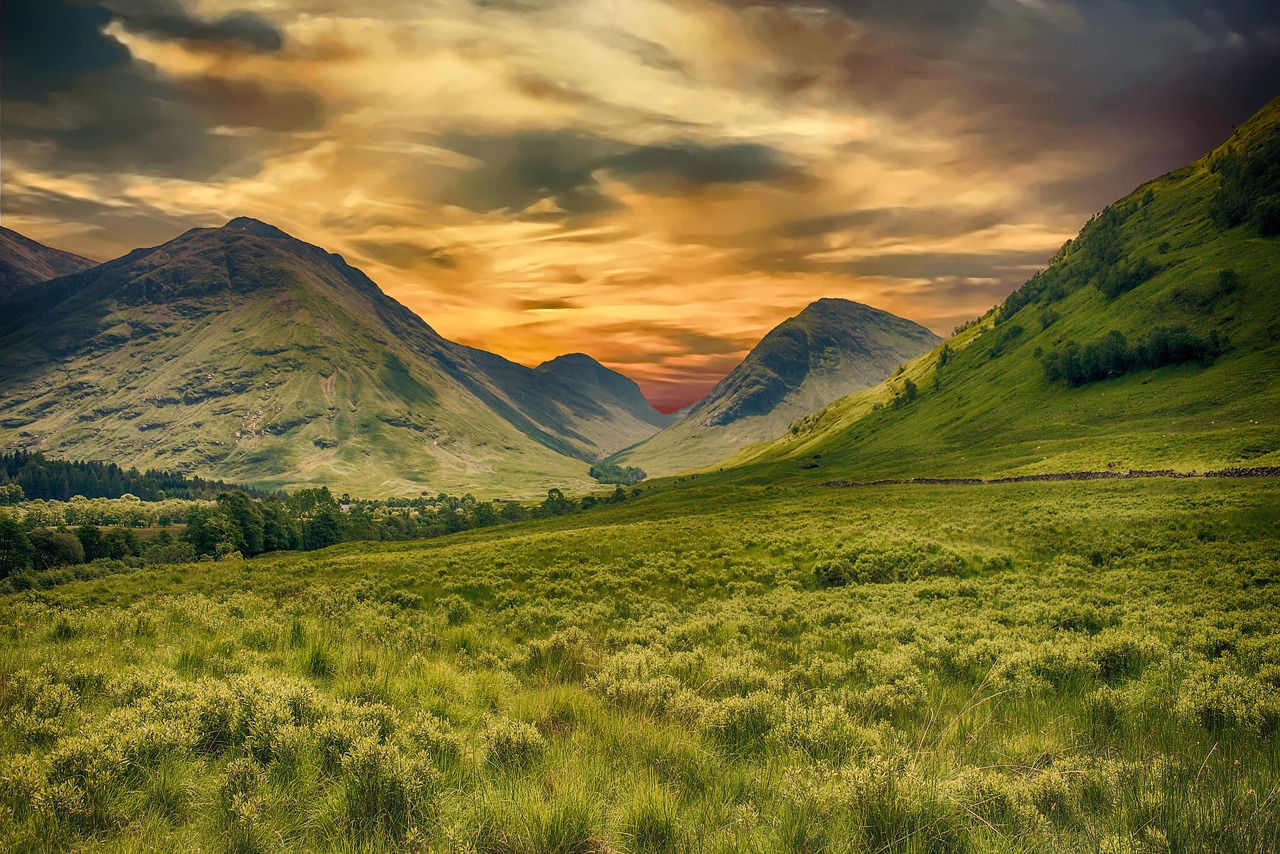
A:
[643,382,717,415]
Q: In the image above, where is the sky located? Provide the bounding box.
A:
[2,1,1278,411]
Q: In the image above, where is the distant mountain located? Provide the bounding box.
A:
[608,298,941,476]
[536,352,673,430]
[0,217,668,496]
[714,95,1280,483]
[0,227,97,298]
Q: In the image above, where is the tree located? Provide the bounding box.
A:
[499,501,528,523]
[30,528,85,570]
[538,488,575,517]
[261,500,300,552]
[76,524,108,562]
[0,514,34,578]
[104,527,140,559]
[216,491,265,556]
[182,506,238,556]
[303,505,344,550]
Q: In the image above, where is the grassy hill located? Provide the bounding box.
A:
[0,219,669,497]
[712,96,1280,485]
[609,299,940,478]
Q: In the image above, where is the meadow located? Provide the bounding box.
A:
[1,477,1278,852]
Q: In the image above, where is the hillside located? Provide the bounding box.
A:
[0,218,669,496]
[608,298,940,476]
[0,227,97,297]
[714,95,1280,484]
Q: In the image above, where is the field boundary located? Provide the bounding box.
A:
[820,465,1280,488]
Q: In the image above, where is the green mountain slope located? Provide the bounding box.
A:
[608,298,941,477]
[713,96,1280,484]
[0,227,97,298]
[0,218,668,496]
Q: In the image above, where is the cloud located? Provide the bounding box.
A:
[437,131,626,217]
[104,0,284,52]
[351,239,458,270]
[0,0,315,181]
[603,141,802,193]
[0,0,128,101]
[435,131,804,218]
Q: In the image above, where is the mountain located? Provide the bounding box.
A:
[0,217,669,496]
[607,298,941,476]
[0,227,97,298]
[536,353,673,430]
[711,95,1280,484]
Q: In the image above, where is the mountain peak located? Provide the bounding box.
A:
[535,352,671,428]
[539,352,604,370]
[223,217,295,241]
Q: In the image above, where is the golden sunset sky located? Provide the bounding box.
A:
[3,0,1277,409]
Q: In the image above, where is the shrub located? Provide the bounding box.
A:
[700,691,782,753]
[524,626,597,682]
[440,594,473,626]
[405,712,466,766]
[341,738,438,842]
[1176,669,1279,734]
[482,717,546,768]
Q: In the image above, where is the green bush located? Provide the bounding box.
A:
[482,717,547,768]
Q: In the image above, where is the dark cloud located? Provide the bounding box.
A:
[603,142,802,193]
[0,184,215,255]
[721,0,1280,216]
[351,239,458,270]
[2,66,245,180]
[436,132,806,217]
[839,249,1052,282]
[186,78,323,132]
[517,297,579,311]
[0,0,128,101]
[437,130,626,216]
[0,0,315,181]
[104,0,284,52]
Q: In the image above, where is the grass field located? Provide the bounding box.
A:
[2,477,1278,852]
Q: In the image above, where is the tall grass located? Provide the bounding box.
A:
[0,478,1276,851]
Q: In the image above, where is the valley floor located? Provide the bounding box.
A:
[2,478,1278,852]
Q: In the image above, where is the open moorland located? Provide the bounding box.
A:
[2,476,1277,852]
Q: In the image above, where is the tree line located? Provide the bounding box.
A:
[0,484,635,580]
[0,451,275,503]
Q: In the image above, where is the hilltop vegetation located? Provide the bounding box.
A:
[0,478,1277,852]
